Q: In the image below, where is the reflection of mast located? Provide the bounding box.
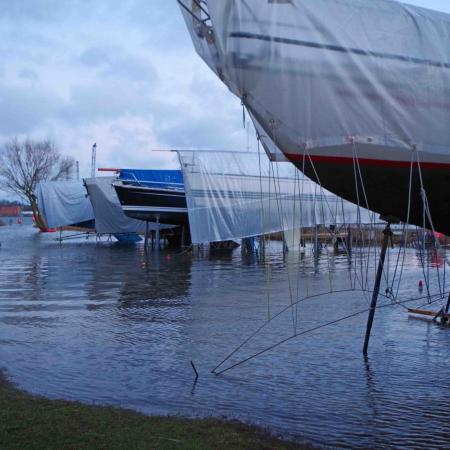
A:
[91,143,97,178]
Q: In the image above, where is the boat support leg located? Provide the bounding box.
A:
[363,222,393,356]
[438,292,450,324]
[156,214,160,250]
[181,225,186,249]
[144,221,149,250]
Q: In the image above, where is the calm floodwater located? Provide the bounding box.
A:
[1,221,450,449]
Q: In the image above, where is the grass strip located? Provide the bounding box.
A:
[0,372,316,450]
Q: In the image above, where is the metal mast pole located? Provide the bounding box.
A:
[91,143,97,178]
[76,161,80,181]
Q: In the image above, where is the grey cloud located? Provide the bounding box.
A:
[0,0,250,170]
[125,1,192,49]
[152,99,245,149]
[158,118,244,149]
[0,85,62,135]
[60,82,154,125]
[0,0,69,22]
[78,46,158,82]
[19,69,39,83]
[0,0,118,24]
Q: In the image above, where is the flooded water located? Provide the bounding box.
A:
[1,221,450,449]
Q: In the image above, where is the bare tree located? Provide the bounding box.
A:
[0,138,75,230]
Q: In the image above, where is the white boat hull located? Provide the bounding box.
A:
[180,0,450,233]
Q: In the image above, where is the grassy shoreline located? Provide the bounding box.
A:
[0,371,315,449]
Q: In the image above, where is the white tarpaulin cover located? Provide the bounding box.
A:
[178,151,373,244]
[84,177,147,234]
[36,181,94,228]
[84,177,173,235]
[180,0,450,162]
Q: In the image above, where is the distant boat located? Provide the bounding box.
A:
[180,0,450,235]
[113,170,189,226]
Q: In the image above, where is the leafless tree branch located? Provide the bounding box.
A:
[0,138,76,230]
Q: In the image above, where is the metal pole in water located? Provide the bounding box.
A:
[363,222,392,356]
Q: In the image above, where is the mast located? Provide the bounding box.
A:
[91,143,97,178]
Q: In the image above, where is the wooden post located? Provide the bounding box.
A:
[363,223,392,356]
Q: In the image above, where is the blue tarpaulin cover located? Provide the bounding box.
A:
[119,170,184,190]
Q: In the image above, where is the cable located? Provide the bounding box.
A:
[214,290,450,375]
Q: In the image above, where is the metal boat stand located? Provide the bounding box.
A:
[363,219,396,356]
[155,214,160,250]
[144,221,150,250]
[433,293,450,324]
[408,293,450,325]
[143,215,161,251]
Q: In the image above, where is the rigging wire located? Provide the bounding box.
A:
[228,99,449,375]
[213,290,450,375]
[390,152,415,302]
[256,137,273,321]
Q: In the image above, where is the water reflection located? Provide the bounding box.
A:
[1,225,450,449]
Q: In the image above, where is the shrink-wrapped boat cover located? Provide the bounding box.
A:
[178,150,373,244]
[36,180,94,228]
[180,0,450,234]
[181,0,450,160]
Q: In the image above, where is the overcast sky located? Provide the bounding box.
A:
[1,0,449,191]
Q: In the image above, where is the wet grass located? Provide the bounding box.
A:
[0,372,315,450]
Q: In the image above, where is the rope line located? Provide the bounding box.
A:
[213,290,450,375]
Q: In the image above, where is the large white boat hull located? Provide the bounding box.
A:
[180,0,450,234]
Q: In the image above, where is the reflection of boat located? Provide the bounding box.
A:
[180,0,450,235]
[113,170,188,226]
[85,244,193,306]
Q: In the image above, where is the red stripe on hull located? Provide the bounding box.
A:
[285,154,450,170]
